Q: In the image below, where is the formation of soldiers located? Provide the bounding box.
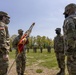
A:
[0,3,76,75]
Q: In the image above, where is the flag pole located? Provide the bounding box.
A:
[7,53,19,74]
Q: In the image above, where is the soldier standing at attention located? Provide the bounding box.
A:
[40,45,43,53]
[54,28,65,75]
[12,29,28,75]
[13,23,35,75]
[63,3,76,75]
[0,11,10,75]
[47,45,51,53]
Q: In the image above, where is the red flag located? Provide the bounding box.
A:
[17,34,29,53]
[17,22,35,53]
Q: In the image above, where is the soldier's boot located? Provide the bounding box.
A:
[21,73,24,75]
[17,73,21,75]
[60,68,65,75]
[57,68,64,75]
[21,71,25,75]
[57,71,61,75]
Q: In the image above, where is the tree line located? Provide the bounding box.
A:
[10,35,54,49]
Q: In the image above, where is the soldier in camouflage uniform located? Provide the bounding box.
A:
[12,29,27,75]
[63,3,76,75]
[0,11,10,75]
[40,45,43,53]
[54,28,65,75]
[47,45,51,53]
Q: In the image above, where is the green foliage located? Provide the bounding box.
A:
[11,35,53,49]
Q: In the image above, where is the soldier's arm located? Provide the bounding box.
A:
[12,37,18,49]
[62,36,65,54]
[5,25,11,52]
[66,18,76,50]
[66,18,76,38]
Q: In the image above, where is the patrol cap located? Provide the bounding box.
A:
[55,28,61,32]
[63,3,76,14]
[18,29,24,32]
[0,11,10,18]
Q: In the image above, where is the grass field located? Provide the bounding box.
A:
[9,48,57,68]
[9,48,68,75]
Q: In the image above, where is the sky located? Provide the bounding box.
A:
[0,0,76,40]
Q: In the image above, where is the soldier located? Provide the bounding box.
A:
[54,28,65,75]
[63,3,76,75]
[33,45,37,53]
[47,45,51,53]
[12,29,28,75]
[0,11,10,75]
[40,45,43,53]
[26,46,29,53]
[33,42,37,53]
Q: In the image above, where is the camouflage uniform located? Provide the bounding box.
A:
[47,45,51,53]
[54,28,65,75]
[0,11,10,75]
[12,29,26,75]
[63,3,76,75]
[33,43,37,53]
[40,46,43,53]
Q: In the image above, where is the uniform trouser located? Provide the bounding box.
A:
[47,49,51,53]
[16,54,26,74]
[0,58,9,75]
[55,53,65,70]
[33,48,37,53]
[67,54,76,75]
[40,49,42,53]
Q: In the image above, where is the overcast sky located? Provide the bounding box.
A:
[0,0,76,39]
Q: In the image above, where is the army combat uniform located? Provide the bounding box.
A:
[12,30,26,75]
[0,22,10,75]
[13,23,35,75]
[63,13,76,75]
[63,3,76,75]
[54,32,65,75]
[0,11,10,75]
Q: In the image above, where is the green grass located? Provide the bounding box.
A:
[9,48,58,69]
[9,49,15,59]
[9,48,68,75]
